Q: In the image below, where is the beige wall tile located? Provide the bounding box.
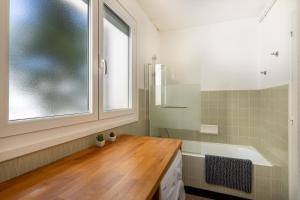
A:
[172,86,287,200]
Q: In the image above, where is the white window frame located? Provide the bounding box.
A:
[0,0,100,138]
[0,0,138,141]
[0,0,139,162]
[99,0,138,120]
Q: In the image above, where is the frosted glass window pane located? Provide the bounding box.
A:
[9,0,89,121]
[103,6,131,111]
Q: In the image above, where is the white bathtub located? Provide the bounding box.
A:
[182,140,272,166]
[181,140,274,199]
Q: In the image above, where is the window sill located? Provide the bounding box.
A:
[0,113,138,163]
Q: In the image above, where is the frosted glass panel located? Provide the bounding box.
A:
[9,0,89,121]
[103,6,131,111]
[149,65,201,136]
[151,84,201,130]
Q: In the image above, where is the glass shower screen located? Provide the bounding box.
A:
[148,64,201,138]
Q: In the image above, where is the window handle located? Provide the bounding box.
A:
[102,59,108,75]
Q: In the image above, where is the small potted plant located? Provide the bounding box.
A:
[96,133,105,147]
[107,132,117,142]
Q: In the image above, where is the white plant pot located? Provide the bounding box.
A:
[107,136,117,142]
[96,140,105,147]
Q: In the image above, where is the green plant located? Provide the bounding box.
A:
[109,132,115,137]
[96,134,104,142]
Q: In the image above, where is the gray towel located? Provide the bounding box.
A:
[205,155,252,193]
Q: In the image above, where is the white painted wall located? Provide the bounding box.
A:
[298,1,300,196]
[159,0,294,91]
[289,6,299,200]
[297,2,300,196]
[258,0,295,89]
[160,18,259,91]
[291,0,300,199]
[119,0,160,89]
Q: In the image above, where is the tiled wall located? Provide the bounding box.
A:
[200,90,258,146]
[165,86,288,162]
[255,85,289,199]
[255,86,289,164]
[161,90,259,145]
[0,89,147,183]
[200,86,289,193]
[162,85,289,199]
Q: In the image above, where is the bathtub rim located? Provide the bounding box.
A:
[181,140,273,167]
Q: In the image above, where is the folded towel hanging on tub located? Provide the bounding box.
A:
[205,155,253,193]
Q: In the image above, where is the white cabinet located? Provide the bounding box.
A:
[160,150,185,200]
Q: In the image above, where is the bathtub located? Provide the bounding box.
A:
[182,140,272,166]
[181,140,276,200]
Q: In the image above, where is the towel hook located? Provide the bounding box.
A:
[260,71,267,75]
[271,51,279,57]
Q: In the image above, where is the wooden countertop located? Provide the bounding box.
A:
[0,135,182,200]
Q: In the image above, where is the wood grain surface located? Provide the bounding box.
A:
[0,135,181,200]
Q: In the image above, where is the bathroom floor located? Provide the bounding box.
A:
[186,194,212,200]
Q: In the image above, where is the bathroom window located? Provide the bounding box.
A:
[0,0,137,138]
[103,5,131,111]
[9,0,90,121]
[0,0,99,136]
[100,1,137,119]
[0,0,137,159]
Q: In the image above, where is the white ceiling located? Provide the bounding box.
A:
[137,0,270,31]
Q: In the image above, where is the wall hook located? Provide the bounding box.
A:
[260,71,267,75]
[271,51,279,57]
